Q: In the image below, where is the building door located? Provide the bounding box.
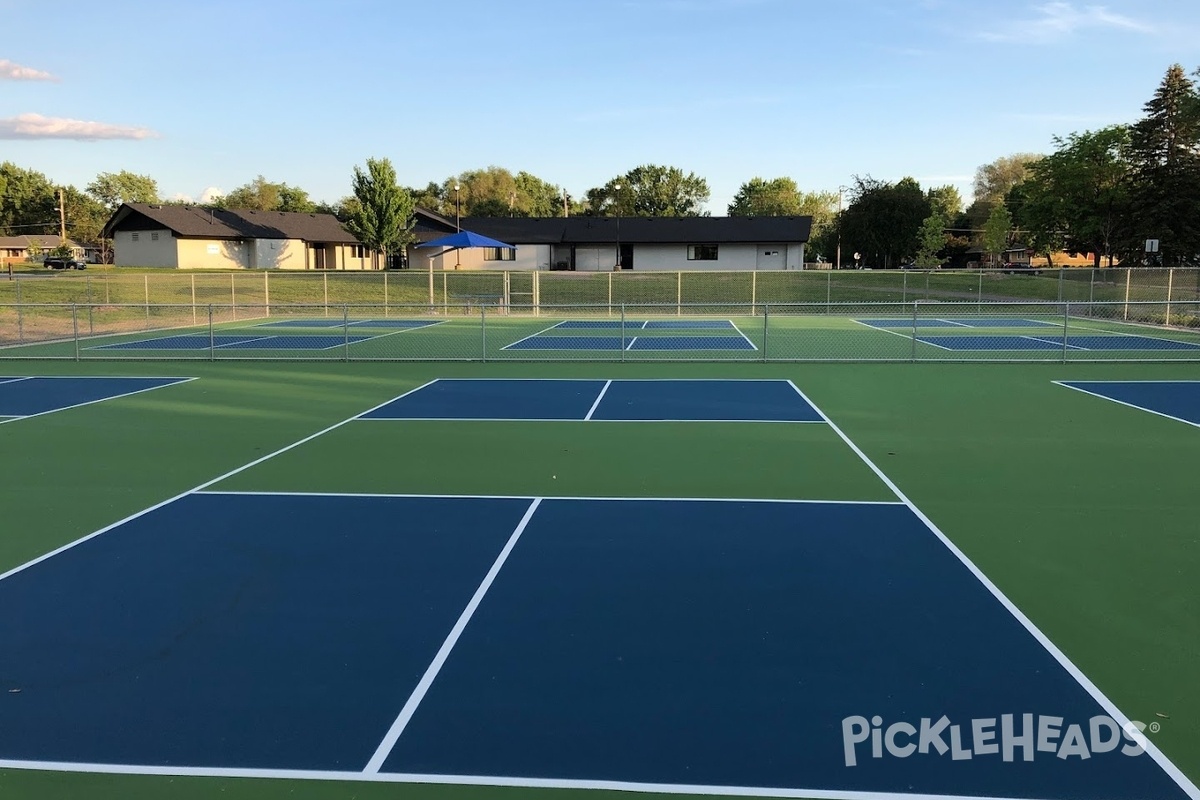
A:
[619,244,634,270]
[756,246,785,270]
[313,246,326,270]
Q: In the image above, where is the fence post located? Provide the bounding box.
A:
[1062,302,1070,364]
[264,271,270,319]
[16,279,23,342]
[72,304,80,361]
[481,304,487,362]
[751,270,757,310]
[1057,268,1064,302]
[620,304,625,363]
[442,271,448,315]
[911,300,918,363]
[231,273,237,321]
[144,274,150,325]
[1123,268,1131,320]
[208,304,215,362]
[608,271,613,317]
[977,269,983,312]
[86,275,95,336]
[902,270,908,303]
[384,270,389,316]
[826,270,832,311]
[676,271,682,316]
[505,270,512,316]
[1088,268,1095,311]
[191,273,197,326]
[324,272,329,317]
[343,304,350,362]
[1166,268,1174,325]
[533,270,540,317]
[762,304,768,362]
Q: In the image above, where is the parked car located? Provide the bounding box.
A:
[43,257,87,270]
[1002,262,1041,276]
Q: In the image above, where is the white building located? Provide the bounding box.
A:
[409,211,812,272]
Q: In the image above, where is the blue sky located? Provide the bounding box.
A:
[3,0,1199,212]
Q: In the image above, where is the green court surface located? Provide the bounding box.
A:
[1,359,1198,800]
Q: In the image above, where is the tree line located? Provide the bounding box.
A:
[5,63,1196,268]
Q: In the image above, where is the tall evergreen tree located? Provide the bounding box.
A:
[1125,64,1200,266]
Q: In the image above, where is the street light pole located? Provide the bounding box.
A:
[836,185,846,271]
[614,183,622,271]
[454,183,461,270]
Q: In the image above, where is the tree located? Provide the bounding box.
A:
[727,177,804,216]
[86,171,159,210]
[586,165,710,216]
[973,154,1043,208]
[215,175,315,213]
[837,176,931,268]
[1124,64,1200,266]
[981,204,1013,267]
[345,158,414,268]
[926,185,963,220]
[514,171,568,217]
[438,167,570,218]
[0,162,58,236]
[915,213,946,268]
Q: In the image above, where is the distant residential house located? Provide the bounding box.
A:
[0,235,85,265]
[103,203,377,270]
[408,210,812,271]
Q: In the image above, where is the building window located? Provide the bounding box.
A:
[131,233,139,242]
[151,232,159,241]
[350,245,367,258]
[687,244,718,261]
[483,247,515,261]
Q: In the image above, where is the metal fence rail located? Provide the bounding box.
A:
[1,268,1199,313]
[2,300,1198,363]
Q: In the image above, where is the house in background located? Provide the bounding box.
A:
[103,204,376,269]
[0,235,86,265]
[408,211,812,271]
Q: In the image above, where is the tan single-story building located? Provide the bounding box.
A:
[408,210,813,271]
[103,203,378,269]
[0,235,86,265]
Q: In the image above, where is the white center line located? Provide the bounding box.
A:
[583,380,612,421]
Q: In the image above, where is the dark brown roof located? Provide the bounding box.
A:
[0,234,78,249]
[103,203,360,243]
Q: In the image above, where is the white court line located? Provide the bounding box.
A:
[729,320,759,351]
[355,417,826,424]
[625,336,638,350]
[1063,316,1200,345]
[1053,381,1200,430]
[0,416,26,425]
[583,379,612,421]
[0,377,197,427]
[0,376,34,386]
[348,320,448,331]
[0,379,440,586]
[212,335,277,349]
[199,491,901,505]
[933,318,973,327]
[499,321,569,350]
[0,759,1097,800]
[783,380,1200,800]
[363,497,543,773]
[424,378,800,383]
[1021,335,1089,351]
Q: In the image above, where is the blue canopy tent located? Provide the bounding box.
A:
[416,230,517,308]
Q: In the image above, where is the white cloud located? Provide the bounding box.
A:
[0,113,159,140]
[980,2,1153,43]
[199,187,224,203]
[0,59,57,81]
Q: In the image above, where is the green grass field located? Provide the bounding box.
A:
[0,358,1197,799]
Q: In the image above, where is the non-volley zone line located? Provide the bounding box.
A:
[359,378,824,422]
[551,320,737,330]
[89,333,393,351]
[857,317,1061,330]
[1055,380,1200,428]
[0,376,194,423]
[1,490,1195,800]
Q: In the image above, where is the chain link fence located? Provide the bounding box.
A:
[3,299,1198,362]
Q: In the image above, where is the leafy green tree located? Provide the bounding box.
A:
[0,162,58,236]
[973,154,1042,208]
[86,171,159,209]
[586,165,710,216]
[514,171,567,217]
[838,176,931,267]
[60,185,109,247]
[926,185,963,220]
[1124,64,1200,266]
[437,167,569,218]
[915,213,946,267]
[215,175,315,213]
[728,177,803,216]
[981,203,1013,267]
[345,158,414,267]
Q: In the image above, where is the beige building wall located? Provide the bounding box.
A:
[251,239,306,269]
[177,238,251,269]
[113,229,179,267]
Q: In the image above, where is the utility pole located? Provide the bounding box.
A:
[58,188,67,242]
